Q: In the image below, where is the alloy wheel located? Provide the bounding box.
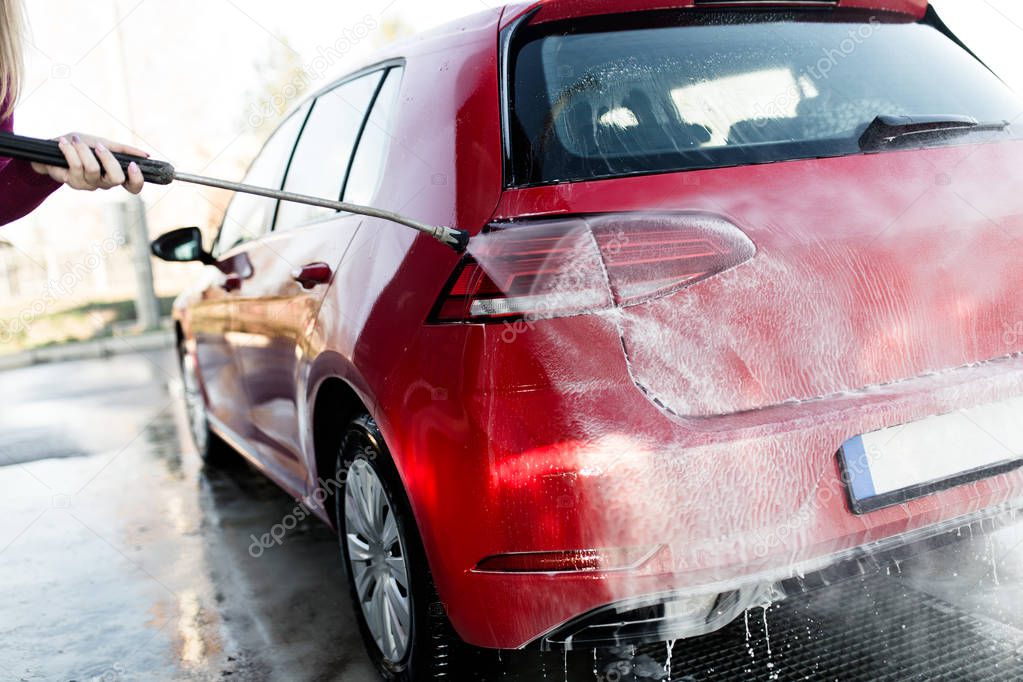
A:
[344,458,413,664]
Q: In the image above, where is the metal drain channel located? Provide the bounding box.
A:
[633,574,1023,681]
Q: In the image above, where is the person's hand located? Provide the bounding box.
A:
[31,133,148,194]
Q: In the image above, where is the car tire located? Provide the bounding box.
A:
[177,344,232,465]
[336,414,476,681]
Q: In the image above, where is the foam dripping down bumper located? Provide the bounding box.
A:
[531,502,1023,651]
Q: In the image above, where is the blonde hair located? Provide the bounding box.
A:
[0,0,25,119]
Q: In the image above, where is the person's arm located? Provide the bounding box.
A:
[0,154,61,226]
[1,110,147,226]
[0,108,61,226]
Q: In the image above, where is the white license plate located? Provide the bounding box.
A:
[839,396,1023,513]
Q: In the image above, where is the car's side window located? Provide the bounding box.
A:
[343,67,404,207]
[213,104,309,257]
[274,72,383,231]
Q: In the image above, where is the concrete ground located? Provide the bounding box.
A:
[3,350,1023,681]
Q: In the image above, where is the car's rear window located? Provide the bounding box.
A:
[507,10,1023,187]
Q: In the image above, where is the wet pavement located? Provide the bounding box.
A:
[0,350,375,681]
[3,350,1023,681]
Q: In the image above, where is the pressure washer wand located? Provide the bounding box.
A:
[0,131,470,252]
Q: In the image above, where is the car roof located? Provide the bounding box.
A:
[276,6,503,123]
[277,0,930,127]
[500,0,929,26]
[313,0,930,98]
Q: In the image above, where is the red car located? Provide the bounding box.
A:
[153,0,1023,678]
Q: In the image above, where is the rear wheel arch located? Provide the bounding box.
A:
[310,376,450,613]
[310,379,438,591]
[336,411,478,677]
[313,378,366,523]
[311,378,379,527]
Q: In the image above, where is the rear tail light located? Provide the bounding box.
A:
[433,219,610,321]
[432,213,755,322]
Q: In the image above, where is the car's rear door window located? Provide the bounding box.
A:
[274,72,383,230]
[213,103,309,256]
[508,10,1023,186]
[343,67,403,206]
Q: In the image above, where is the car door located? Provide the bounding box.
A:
[198,105,309,441]
[231,68,398,487]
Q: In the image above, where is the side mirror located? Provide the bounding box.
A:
[151,227,216,266]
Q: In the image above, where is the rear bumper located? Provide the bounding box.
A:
[393,322,1023,650]
[536,504,1022,650]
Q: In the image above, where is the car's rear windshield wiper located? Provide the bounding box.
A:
[859,115,1011,151]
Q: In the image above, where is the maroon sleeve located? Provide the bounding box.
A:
[0,109,61,227]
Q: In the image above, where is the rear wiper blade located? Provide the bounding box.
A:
[859,115,1011,151]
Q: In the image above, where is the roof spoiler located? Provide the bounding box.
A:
[501,0,927,27]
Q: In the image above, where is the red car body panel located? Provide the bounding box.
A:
[172,1,1023,651]
[497,142,1023,417]
[433,140,1023,647]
